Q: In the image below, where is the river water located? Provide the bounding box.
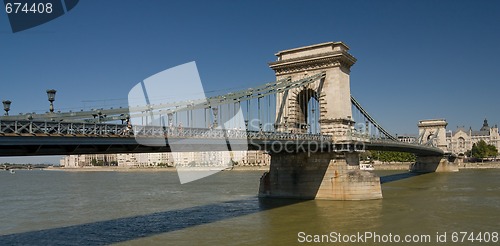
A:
[0,169,499,245]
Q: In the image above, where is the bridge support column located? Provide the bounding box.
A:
[410,156,459,173]
[259,152,382,200]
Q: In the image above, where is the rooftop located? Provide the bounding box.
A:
[274,41,350,60]
[450,118,498,137]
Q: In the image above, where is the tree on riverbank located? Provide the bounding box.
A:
[465,140,498,160]
[370,151,416,163]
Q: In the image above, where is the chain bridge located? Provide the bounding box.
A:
[0,42,457,200]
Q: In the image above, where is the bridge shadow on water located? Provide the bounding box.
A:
[1,173,429,245]
[0,197,303,245]
[379,172,426,184]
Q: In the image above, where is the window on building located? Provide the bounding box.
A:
[458,137,465,148]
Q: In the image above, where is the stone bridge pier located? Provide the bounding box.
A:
[410,155,459,173]
[259,151,382,200]
[259,42,382,200]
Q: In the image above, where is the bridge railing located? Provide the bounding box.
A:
[0,119,444,155]
[131,124,333,141]
[369,139,439,149]
[368,138,431,147]
[0,119,441,148]
[0,120,129,136]
[0,120,333,142]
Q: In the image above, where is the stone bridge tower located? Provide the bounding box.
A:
[269,42,356,140]
[260,42,382,200]
[417,119,448,151]
[413,119,458,172]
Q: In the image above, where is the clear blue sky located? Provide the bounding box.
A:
[1,0,500,163]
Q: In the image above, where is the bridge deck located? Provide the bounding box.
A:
[0,134,443,157]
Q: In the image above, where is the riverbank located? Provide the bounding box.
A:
[373,162,412,170]
[45,166,177,172]
[373,161,500,170]
[45,165,270,172]
[42,162,500,172]
[231,166,269,171]
[458,162,500,169]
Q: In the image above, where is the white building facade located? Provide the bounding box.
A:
[446,119,500,155]
[60,151,270,168]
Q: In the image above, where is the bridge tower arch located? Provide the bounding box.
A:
[270,42,356,139]
[292,87,320,134]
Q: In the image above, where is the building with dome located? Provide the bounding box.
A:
[446,119,500,155]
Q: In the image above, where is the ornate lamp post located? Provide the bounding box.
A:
[46,89,57,113]
[311,109,315,134]
[365,121,369,137]
[212,107,219,128]
[167,112,173,126]
[284,116,288,132]
[96,110,105,123]
[2,100,11,116]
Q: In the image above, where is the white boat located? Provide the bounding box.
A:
[9,169,15,174]
[360,163,374,171]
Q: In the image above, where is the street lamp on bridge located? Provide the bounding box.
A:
[284,116,288,132]
[167,112,173,127]
[46,89,57,113]
[212,107,218,128]
[2,100,11,116]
